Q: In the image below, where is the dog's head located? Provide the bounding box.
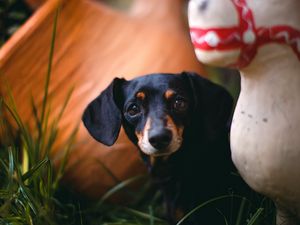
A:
[82,72,233,157]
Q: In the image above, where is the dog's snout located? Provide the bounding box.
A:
[148,129,172,150]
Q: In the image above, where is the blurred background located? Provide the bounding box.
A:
[0,0,240,198]
[0,0,240,96]
[0,0,32,45]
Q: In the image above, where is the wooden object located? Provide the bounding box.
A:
[0,0,203,198]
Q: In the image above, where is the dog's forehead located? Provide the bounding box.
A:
[123,74,187,97]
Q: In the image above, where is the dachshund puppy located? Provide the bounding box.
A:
[82,72,238,224]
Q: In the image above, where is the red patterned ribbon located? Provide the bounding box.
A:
[190,0,300,68]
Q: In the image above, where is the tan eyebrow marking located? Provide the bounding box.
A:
[164,89,175,99]
[136,91,146,100]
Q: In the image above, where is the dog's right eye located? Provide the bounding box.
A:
[127,103,141,117]
[173,97,188,113]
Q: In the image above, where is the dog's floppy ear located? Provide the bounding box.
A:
[82,77,125,146]
[182,72,233,140]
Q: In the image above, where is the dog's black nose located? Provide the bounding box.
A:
[148,129,172,150]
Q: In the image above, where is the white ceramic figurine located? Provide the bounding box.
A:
[188,0,300,224]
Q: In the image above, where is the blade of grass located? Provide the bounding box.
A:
[43,119,58,156]
[176,195,249,225]
[56,87,74,123]
[0,158,9,175]
[8,147,14,180]
[37,7,59,161]
[216,208,229,225]
[148,205,154,225]
[0,216,25,224]
[40,8,59,125]
[0,97,3,116]
[78,203,83,225]
[3,96,33,153]
[235,197,247,225]
[246,208,264,225]
[98,175,146,206]
[0,194,13,214]
[37,100,51,160]
[4,89,23,130]
[45,158,54,200]
[122,207,166,223]
[21,145,29,180]
[52,124,79,190]
[30,96,42,138]
[103,223,143,225]
[18,185,39,215]
[43,86,75,158]
[21,157,49,182]
[95,158,120,184]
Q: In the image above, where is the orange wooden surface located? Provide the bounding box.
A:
[0,0,204,198]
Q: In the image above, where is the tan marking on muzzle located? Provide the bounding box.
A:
[135,131,143,142]
[135,118,150,147]
[136,118,158,155]
[166,115,183,137]
[165,115,184,154]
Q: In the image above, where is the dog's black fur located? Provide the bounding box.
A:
[82,72,246,224]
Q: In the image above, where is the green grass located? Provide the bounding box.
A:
[0,7,276,225]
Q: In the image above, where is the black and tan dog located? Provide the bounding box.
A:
[82,72,241,224]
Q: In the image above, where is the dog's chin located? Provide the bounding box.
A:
[139,143,182,157]
[151,151,175,157]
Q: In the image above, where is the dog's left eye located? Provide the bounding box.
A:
[127,103,141,117]
[173,98,188,112]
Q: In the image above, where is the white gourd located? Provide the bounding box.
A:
[188,0,300,224]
